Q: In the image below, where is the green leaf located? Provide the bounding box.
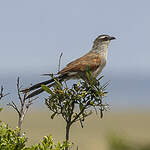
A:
[86,71,90,81]
[85,65,90,72]
[51,112,57,119]
[98,75,104,81]
[101,81,110,90]
[54,78,62,88]
[79,103,83,111]
[79,118,84,128]
[89,101,94,105]
[41,84,54,96]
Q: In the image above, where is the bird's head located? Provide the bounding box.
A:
[92,34,116,50]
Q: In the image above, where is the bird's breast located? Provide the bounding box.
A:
[93,55,107,77]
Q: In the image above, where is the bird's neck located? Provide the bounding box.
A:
[91,42,109,54]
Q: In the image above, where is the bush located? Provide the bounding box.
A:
[0,123,27,150]
[27,135,70,150]
[0,73,107,150]
[0,122,70,150]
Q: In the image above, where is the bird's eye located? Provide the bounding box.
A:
[103,37,108,41]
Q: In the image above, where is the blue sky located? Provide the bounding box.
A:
[0,0,150,109]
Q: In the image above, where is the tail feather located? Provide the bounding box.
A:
[23,74,68,99]
[25,82,55,99]
[21,75,64,93]
[21,78,54,93]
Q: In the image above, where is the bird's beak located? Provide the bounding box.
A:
[109,36,116,40]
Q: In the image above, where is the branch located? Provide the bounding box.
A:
[17,77,23,105]
[7,77,37,136]
[26,97,38,109]
[71,103,89,125]
[7,101,21,116]
[67,100,75,124]
[0,86,9,100]
[74,110,92,122]
[58,52,63,73]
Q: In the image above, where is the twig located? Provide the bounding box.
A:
[7,101,21,116]
[70,103,89,125]
[0,86,4,100]
[7,77,37,136]
[0,86,9,100]
[17,77,23,105]
[58,52,63,73]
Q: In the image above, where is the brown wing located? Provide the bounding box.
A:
[59,51,102,75]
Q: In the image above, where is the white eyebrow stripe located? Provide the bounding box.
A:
[100,36,107,39]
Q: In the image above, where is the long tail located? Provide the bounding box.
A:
[25,82,56,99]
[21,74,67,99]
[21,78,55,93]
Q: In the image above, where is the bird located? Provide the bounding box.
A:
[22,34,115,99]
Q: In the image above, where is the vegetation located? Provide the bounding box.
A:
[43,72,108,148]
[0,123,70,150]
[0,71,108,149]
[0,73,149,149]
[0,81,69,150]
[0,123,27,150]
[107,133,150,150]
[7,77,37,136]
